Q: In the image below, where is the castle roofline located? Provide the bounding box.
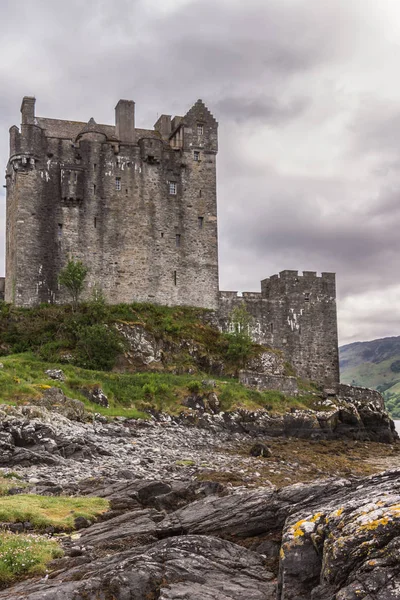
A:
[35,117,160,143]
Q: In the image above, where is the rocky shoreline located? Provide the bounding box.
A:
[0,389,398,598]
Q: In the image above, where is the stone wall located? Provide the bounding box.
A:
[0,277,4,301]
[337,383,385,410]
[239,371,298,395]
[5,98,219,309]
[218,270,339,387]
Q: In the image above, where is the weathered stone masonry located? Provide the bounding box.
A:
[218,270,339,387]
[4,97,339,387]
[5,97,219,309]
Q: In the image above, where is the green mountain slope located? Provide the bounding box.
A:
[339,336,400,418]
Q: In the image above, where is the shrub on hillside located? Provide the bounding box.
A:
[75,324,125,371]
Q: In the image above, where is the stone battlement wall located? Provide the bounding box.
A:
[217,270,339,387]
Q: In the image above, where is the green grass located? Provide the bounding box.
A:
[341,355,400,390]
[0,352,309,416]
[0,532,63,587]
[0,476,27,497]
[0,495,109,531]
[0,493,109,587]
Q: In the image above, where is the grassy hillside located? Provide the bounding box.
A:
[0,301,316,416]
[0,352,310,416]
[340,336,400,418]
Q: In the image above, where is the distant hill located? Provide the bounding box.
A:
[340,336,400,419]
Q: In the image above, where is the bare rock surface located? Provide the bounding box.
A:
[0,400,399,599]
[0,470,399,599]
[0,536,276,600]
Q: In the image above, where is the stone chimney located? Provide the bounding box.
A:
[115,99,135,143]
[154,114,172,139]
[21,96,36,125]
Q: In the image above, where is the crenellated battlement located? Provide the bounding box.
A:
[219,291,262,300]
[262,269,335,283]
[261,270,336,297]
[8,153,38,172]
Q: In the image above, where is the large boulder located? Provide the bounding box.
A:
[35,387,87,422]
[278,470,400,599]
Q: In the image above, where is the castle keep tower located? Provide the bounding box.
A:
[5,97,219,308]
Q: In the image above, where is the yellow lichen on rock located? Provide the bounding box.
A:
[293,527,305,538]
[360,516,389,531]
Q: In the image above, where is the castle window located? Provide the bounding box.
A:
[194,151,200,162]
[174,270,177,286]
[304,293,310,302]
[161,232,164,238]
[198,216,204,229]
[197,124,204,135]
[93,184,96,195]
[176,234,181,247]
[115,177,121,191]
[169,182,177,195]
[270,322,274,334]
[199,189,202,197]
[93,163,97,170]
[57,223,63,237]
[94,217,97,228]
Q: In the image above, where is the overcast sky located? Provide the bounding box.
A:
[2,0,400,345]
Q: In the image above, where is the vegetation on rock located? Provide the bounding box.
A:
[225,303,255,373]
[0,494,108,587]
[0,300,317,416]
[0,301,260,374]
[0,495,109,531]
[0,532,62,587]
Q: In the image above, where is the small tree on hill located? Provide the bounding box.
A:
[58,259,88,310]
[225,302,254,372]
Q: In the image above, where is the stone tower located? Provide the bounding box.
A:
[218,270,339,387]
[5,97,219,308]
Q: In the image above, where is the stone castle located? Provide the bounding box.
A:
[3,97,339,387]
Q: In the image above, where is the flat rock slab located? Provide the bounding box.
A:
[0,535,276,600]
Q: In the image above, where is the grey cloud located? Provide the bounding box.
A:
[218,169,400,303]
[214,95,310,125]
[350,98,400,156]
